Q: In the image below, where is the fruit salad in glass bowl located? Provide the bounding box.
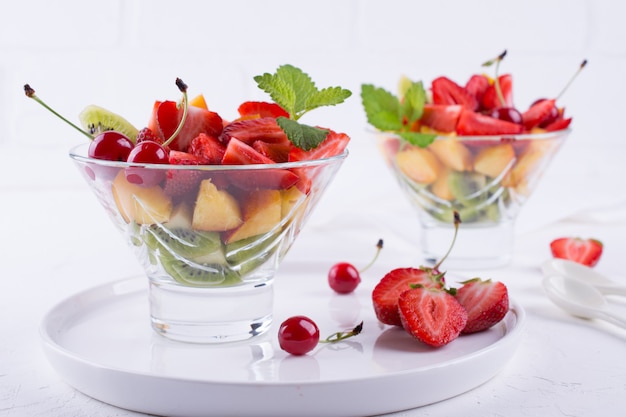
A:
[362,52,583,268]
[27,65,351,343]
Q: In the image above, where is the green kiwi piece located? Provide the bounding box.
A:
[448,171,488,205]
[79,104,139,142]
[161,256,241,287]
[145,223,223,260]
[225,230,282,275]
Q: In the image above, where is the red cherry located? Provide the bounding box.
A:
[328,263,361,294]
[125,140,168,186]
[489,107,523,125]
[328,239,383,294]
[88,131,134,161]
[278,316,320,355]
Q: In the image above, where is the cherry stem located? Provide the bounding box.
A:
[359,239,384,273]
[433,211,461,271]
[555,59,587,101]
[482,50,507,108]
[162,78,189,148]
[23,84,93,140]
[320,321,363,343]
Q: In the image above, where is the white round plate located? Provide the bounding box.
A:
[40,265,525,417]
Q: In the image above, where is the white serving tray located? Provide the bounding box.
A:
[40,266,525,417]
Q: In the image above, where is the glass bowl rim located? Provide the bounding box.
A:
[373,128,571,141]
[69,142,349,171]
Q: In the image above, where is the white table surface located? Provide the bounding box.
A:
[1,138,625,417]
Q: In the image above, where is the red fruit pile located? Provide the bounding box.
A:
[372,269,509,347]
[418,73,570,136]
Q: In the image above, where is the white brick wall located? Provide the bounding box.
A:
[1,0,624,151]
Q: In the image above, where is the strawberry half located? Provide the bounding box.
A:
[550,237,603,267]
[398,286,468,347]
[188,133,225,164]
[456,109,524,135]
[148,100,223,152]
[221,138,300,190]
[163,151,207,199]
[481,74,514,110]
[420,104,462,133]
[521,99,557,131]
[372,267,445,326]
[220,117,289,146]
[431,76,477,111]
[288,130,350,162]
[455,278,509,334]
[465,74,490,108]
[237,101,289,119]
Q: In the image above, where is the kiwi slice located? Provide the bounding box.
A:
[161,256,241,287]
[448,171,488,205]
[225,230,283,275]
[79,104,139,142]
[145,223,223,260]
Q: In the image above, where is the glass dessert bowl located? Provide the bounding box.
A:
[378,130,568,268]
[70,143,347,343]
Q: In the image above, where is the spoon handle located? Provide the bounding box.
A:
[600,311,626,330]
[597,283,626,297]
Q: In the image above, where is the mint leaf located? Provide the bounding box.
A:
[254,64,351,121]
[360,84,403,131]
[276,117,329,151]
[398,131,437,148]
[401,81,427,125]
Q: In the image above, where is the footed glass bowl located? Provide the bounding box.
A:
[70,143,347,343]
[378,130,568,268]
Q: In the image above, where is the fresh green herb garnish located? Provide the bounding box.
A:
[361,80,437,148]
[254,64,351,150]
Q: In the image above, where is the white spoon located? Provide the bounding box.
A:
[542,275,626,330]
[542,259,626,296]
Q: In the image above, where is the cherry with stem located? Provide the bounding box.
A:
[328,239,384,294]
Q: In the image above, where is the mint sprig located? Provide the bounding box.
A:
[254,64,351,150]
[361,81,436,148]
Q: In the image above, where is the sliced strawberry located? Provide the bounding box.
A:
[398,287,468,347]
[288,130,350,162]
[372,267,444,326]
[521,99,557,131]
[455,278,509,334]
[188,133,225,164]
[456,109,524,136]
[237,101,289,119]
[136,127,162,144]
[220,117,289,146]
[253,140,292,163]
[481,74,514,110]
[431,77,477,110]
[163,151,206,199]
[221,138,300,190]
[149,100,223,152]
[465,74,490,107]
[420,104,462,133]
[550,237,603,267]
[544,117,572,132]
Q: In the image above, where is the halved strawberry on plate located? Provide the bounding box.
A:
[372,267,445,326]
[455,278,509,334]
[221,138,300,190]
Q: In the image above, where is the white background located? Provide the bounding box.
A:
[2,1,626,416]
